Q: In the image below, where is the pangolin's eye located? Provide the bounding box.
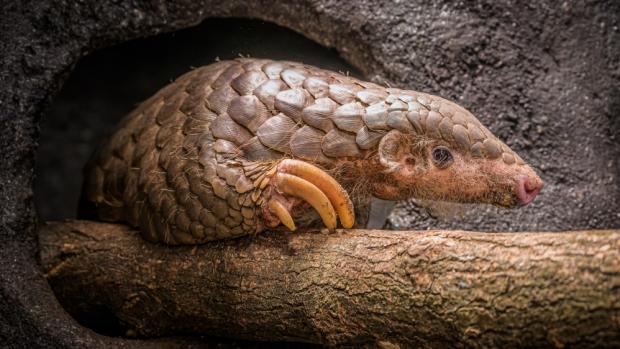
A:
[431,147,453,168]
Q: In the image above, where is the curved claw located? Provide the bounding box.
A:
[278,159,355,228]
[268,199,296,231]
[274,173,337,231]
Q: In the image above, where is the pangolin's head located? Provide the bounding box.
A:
[365,92,543,208]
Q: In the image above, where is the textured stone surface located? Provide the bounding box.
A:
[2,0,619,347]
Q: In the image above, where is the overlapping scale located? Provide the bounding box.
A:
[302,97,337,132]
[280,68,308,88]
[211,114,252,144]
[230,70,268,95]
[256,113,299,153]
[332,102,364,132]
[275,88,307,122]
[322,129,361,157]
[228,95,271,133]
[254,79,287,111]
[290,126,330,163]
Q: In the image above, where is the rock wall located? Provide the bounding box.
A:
[2,0,619,347]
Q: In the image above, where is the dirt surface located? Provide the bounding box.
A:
[2,0,619,348]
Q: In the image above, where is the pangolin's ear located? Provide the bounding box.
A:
[378,130,410,173]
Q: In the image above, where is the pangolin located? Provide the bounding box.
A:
[84,58,543,244]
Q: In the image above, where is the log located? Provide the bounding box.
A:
[39,220,620,348]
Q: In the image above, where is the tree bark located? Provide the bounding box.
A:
[39,220,620,348]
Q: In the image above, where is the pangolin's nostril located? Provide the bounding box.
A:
[516,175,543,206]
[524,178,543,194]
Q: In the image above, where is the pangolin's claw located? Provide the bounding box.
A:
[268,199,296,231]
[274,173,338,231]
[278,159,355,229]
[261,159,354,232]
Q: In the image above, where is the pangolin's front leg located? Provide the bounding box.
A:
[240,159,354,232]
[134,144,355,244]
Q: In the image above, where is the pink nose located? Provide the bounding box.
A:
[516,175,543,206]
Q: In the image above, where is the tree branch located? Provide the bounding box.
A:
[39,220,620,348]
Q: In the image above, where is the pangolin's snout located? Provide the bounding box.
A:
[515,174,544,206]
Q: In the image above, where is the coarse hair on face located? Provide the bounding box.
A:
[342,128,542,210]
